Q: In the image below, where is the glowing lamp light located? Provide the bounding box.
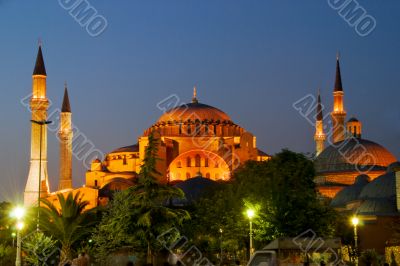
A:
[10,207,25,220]
[16,222,24,231]
[352,216,359,226]
[247,209,255,219]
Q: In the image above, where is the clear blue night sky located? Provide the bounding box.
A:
[0,1,399,202]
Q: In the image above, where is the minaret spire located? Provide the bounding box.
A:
[314,89,326,156]
[33,44,47,76]
[24,45,50,206]
[61,83,71,112]
[331,54,347,143]
[334,54,343,92]
[192,85,198,104]
[58,82,73,190]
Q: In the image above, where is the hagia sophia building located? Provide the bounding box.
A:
[24,45,400,254]
[23,45,270,209]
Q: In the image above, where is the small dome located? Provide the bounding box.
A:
[357,198,397,215]
[359,171,396,200]
[110,144,139,154]
[387,162,400,173]
[330,174,370,207]
[315,138,397,173]
[348,117,359,123]
[157,102,231,123]
[173,177,219,204]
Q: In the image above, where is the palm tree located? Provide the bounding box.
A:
[40,192,95,264]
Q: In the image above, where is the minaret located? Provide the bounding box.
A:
[58,84,73,190]
[24,45,50,206]
[331,55,347,143]
[314,90,326,156]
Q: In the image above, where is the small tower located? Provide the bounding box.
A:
[24,45,51,206]
[314,90,326,156]
[58,84,73,190]
[331,55,347,143]
[346,117,362,138]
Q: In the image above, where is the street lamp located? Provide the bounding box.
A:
[30,119,51,231]
[352,216,359,266]
[219,228,223,263]
[246,209,255,258]
[11,206,25,266]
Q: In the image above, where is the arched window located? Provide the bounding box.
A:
[123,155,127,165]
[177,161,182,168]
[205,125,209,134]
[195,123,201,135]
[187,125,191,135]
[186,157,191,167]
[94,180,98,187]
[179,123,182,135]
[205,158,209,167]
[206,173,210,179]
[195,154,201,167]
[186,172,191,179]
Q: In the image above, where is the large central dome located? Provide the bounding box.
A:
[157,102,232,123]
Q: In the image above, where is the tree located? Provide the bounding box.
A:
[22,231,58,266]
[91,132,190,265]
[130,132,190,264]
[92,189,138,264]
[0,243,15,265]
[40,192,97,264]
[183,149,337,262]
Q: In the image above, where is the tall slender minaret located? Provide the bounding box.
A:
[58,84,73,190]
[331,55,347,143]
[314,89,326,156]
[24,45,50,206]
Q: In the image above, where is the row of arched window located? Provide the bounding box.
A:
[176,155,219,168]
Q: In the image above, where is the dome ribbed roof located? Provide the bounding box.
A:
[315,138,396,173]
[157,102,231,123]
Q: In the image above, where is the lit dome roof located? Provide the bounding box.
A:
[157,102,232,123]
[315,138,397,173]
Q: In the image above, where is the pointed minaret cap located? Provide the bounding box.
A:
[334,53,343,92]
[61,82,71,113]
[316,88,323,121]
[192,86,198,104]
[33,44,47,76]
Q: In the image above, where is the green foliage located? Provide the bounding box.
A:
[40,192,97,263]
[22,231,58,266]
[0,243,15,265]
[390,251,398,266]
[92,132,190,265]
[0,201,14,245]
[359,249,382,266]
[92,189,138,264]
[183,150,337,260]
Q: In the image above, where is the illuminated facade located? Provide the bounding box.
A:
[24,46,270,209]
[314,56,397,198]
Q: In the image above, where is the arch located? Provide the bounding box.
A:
[206,173,210,179]
[186,157,191,167]
[195,154,201,167]
[186,172,191,179]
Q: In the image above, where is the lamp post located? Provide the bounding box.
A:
[352,216,359,266]
[11,207,25,266]
[219,228,223,264]
[30,119,51,231]
[246,209,255,258]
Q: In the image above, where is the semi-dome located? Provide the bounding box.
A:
[157,102,232,123]
[315,138,397,173]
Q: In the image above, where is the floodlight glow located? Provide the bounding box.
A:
[11,207,25,220]
[352,216,359,226]
[247,209,255,219]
